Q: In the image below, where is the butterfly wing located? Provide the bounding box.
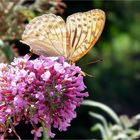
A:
[21,14,68,57]
[66,9,105,62]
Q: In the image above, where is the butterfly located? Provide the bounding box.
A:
[21,9,105,64]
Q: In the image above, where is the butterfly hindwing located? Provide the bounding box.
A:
[22,14,67,57]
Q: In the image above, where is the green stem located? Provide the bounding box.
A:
[41,121,50,140]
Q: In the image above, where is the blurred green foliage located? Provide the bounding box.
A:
[79,0,140,115]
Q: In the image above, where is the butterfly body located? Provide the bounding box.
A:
[21,9,105,64]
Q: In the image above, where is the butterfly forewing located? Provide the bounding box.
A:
[66,12,88,60]
[22,14,67,57]
[66,9,105,62]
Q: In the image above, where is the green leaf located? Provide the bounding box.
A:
[89,111,112,139]
[89,111,108,130]
[82,100,121,125]
[125,129,138,135]
[130,129,140,139]
[91,123,107,140]
[113,133,130,140]
[0,39,14,63]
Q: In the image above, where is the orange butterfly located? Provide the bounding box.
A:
[21,9,105,64]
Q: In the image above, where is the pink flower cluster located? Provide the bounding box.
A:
[0,55,88,139]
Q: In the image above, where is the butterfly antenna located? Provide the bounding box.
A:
[84,72,94,77]
[84,59,103,66]
[81,71,94,77]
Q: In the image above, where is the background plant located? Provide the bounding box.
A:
[0,0,66,63]
[83,100,140,140]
